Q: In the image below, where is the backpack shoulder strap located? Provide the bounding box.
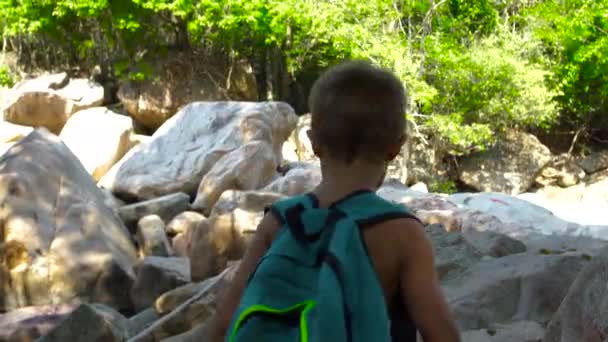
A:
[264,193,318,224]
[264,193,325,243]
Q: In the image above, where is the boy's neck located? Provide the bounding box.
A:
[314,158,386,206]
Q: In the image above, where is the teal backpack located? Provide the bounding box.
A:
[226,190,420,342]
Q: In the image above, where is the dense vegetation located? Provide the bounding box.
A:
[0,0,606,156]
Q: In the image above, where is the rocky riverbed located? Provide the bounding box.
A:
[1,73,608,342]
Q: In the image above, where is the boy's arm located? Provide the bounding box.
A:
[206,213,282,342]
[396,219,461,342]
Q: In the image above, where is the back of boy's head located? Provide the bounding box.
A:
[308,60,408,164]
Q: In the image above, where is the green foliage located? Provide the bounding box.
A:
[427,178,458,194]
[0,65,15,87]
[0,0,605,153]
[421,30,559,153]
[530,0,608,131]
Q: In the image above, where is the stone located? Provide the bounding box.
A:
[0,142,14,157]
[129,308,160,336]
[0,120,33,143]
[210,190,285,216]
[158,323,209,342]
[458,130,552,195]
[192,140,278,215]
[425,224,483,282]
[0,304,77,342]
[402,123,450,186]
[190,210,261,281]
[59,107,134,181]
[450,192,608,246]
[131,257,191,312]
[99,101,297,200]
[282,114,314,163]
[536,154,586,188]
[136,215,173,257]
[166,211,206,236]
[385,188,601,256]
[3,73,104,134]
[151,262,239,340]
[543,246,608,342]
[118,192,191,231]
[0,86,9,108]
[409,182,429,193]
[262,161,322,196]
[117,51,257,131]
[0,129,137,312]
[38,303,133,342]
[577,150,608,174]
[462,230,527,258]
[100,188,125,216]
[443,252,589,330]
[521,174,608,228]
[462,321,545,342]
[171,220,203,259]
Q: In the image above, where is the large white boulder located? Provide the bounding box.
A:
[59,107,134,181]
[2,73,104,134]
[0,129,138,312]
[99,101,297,200]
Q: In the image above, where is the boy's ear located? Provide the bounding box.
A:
[307,129,322,157]
[386,135,406,161]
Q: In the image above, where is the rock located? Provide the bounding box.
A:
[387,189,597,256]
[577,150,608,174]
[402,125,450,186]
[190,210,261,281]
[3,73,104,134]
[444,252,589,330]
[0,142,14,157]
[520,175,608,228]
[282,114,314,163]
[166,211,206,236]
[117,51,258,131]
[131,257,191,312]
[169,213,207,258]
[0,304,77,342]
[118,192,191,231]
[159,323,209,342]
[462,230,527,257]
[409,182,429,193]
[450,192,608,246]
[99,101,297,200]
[263,161,322,196]
[210,190,285,216]
[0,120,33,143]
[426,224,483,282]
[154,282,203,317]
[128,133,151,148]
[462,321,545,342]
[0,86,9,107]
[192,140,278,215]
[543,246,608,342]
[136,215,173,257]
[172,231,195,259]
[100,188,125,215]
[0,129,137,312]
[129,308,159,336]
[536,155,585,188]
[458,130,552,195]
[38,303,133,342]
[151,262,239,340]
[59,107,134,181]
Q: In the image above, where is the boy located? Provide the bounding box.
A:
[207,61,460,342]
